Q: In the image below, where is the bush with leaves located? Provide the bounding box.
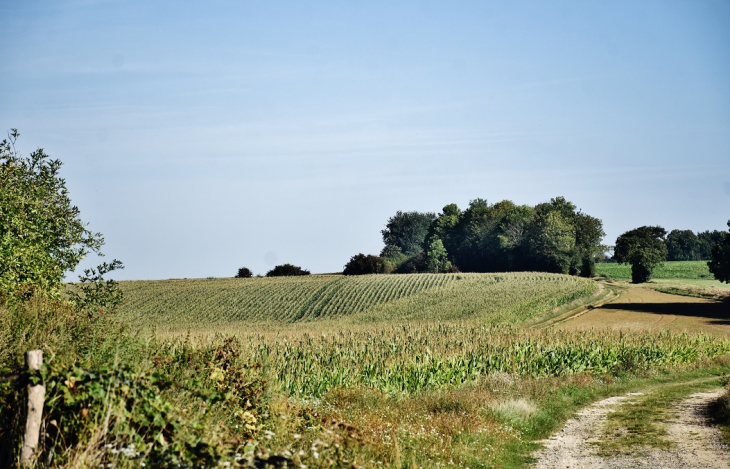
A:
[0,335,270,467]
[236,267,253,278]
[343,254,385,275]
[266,264,310,277]
[0,129,105,301]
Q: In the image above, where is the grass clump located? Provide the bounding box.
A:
[708,375,730,444]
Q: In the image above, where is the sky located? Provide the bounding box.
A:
[1,0,729,280]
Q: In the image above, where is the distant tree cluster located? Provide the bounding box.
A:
[345,197,606,276]
[266,264,310,277]
[665,229,725,261]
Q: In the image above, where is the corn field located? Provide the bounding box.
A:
[117,272,597,331]
[166,324,730,397]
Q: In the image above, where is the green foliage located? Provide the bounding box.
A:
[266,263,310,277]
[379,245,408,273]
[0,295,130,370]
[0,291,270,467]
[380,211,436,257]
[343,253,385,275]
[526,211,576,274]
[698,230,725,260]
[708,221,730,283]
[0,339,268,467]
[251,325,730,397]
[580,256,596,278]
[424,237,452,273]
[595,260,714,281]
[384,197,605,275]
[666,229,701,261]
[0,130,104,300]
[236,267,253,278]
[614,226,668,283]
[67,259,124,311]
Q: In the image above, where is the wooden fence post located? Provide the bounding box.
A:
[20,350,45,467]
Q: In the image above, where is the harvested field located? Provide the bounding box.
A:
[559,287,730,337]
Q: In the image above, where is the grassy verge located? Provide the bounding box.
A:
[708,376,730,445]
[257,359,730,468]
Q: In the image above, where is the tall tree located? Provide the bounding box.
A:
[665,229,700,261]
[424,237,452,273]
[573,212,606,277]
[614,226,668,283]
[380,211,436,257]
[697,230,725,260]
[707,221,730,283]
[525,211,576,274]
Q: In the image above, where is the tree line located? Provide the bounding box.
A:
[347,197,606,277]
[342,197,729,285]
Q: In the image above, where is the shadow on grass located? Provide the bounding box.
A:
[600,301,730,325]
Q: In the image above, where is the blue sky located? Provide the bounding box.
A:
[2,1,729,279]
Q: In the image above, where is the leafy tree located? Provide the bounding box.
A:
[573,212,606,277]
[380,211,436,257]
[708,221,730,283]
[265,264,310,277]
[0,130,105,300]
[614,226,668,283]
[698,230,725,260]
[424,237,452,273]
[665,229,700,261]
[525,211,576,274]
[235,267,253,278]
[343,254,385,275]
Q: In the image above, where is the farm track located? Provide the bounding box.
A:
[533,378,730,468]
[535,285,730,468]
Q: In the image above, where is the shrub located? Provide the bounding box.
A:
[0,130,105,300]
[343,254,385,275]
[236,267,253,278]
[266,264,310,277]
[580,256,596,278]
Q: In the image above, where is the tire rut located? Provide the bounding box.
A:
[533,385,730,469]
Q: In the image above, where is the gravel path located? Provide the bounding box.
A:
[533,389,730,469]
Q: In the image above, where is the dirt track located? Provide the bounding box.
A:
[533,388,730,468]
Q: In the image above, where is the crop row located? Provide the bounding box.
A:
[117,273,597,331]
